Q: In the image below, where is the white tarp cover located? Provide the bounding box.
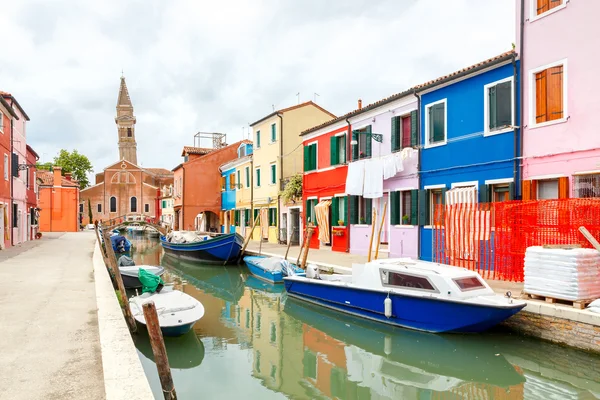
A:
[524,246,600,301]
[166,231,209,244]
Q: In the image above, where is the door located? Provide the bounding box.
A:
[290,209,300,245]
[281,213,288,244]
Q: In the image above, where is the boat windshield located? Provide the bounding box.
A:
[453,276,485,291]
[383,270,437,292]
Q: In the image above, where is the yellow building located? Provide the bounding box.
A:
[249,101,335,243]
[233,149,254,238]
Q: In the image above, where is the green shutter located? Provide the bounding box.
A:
[254,209,259,224]
[431,103,445,143]
[246,168,250,187]
[410,110,418,147]
[349,196,358,224]
[390,191,399,225]
[342,197,347,224]
[273,208,277,226]
[245,209,251,226]
[352,131,358,161]
[340,134,346,164]
[509,182,516,200]
[256,169,261,186]
[418,190,430,226]
[303,146,309,172]
[257,131,261,147]
[237,170,241,188]
[391,117,399,152]
[365,198,373,224]
[365,126,372,158]
[268,208,273,226]
[312,144,317,170]
[271,124,276,142]
[410,190,418,225]
[479,184,490,203]
[331,197,339,225]
[235,210,240,225]
[271,164,276,184]
[330,136,338,166]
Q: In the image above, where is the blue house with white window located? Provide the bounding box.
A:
[417,51,520,262]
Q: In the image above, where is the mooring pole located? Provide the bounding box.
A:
[101,227,137,333]
[300,226,315,270]
[374,202,387,260]
[143,302,177,400]
[367,207,377,262]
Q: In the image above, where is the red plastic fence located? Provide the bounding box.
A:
[432,199,600,282]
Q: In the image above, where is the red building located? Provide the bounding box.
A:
[26,145,39,240]
[301,121,350,252]
[0,96,18,249]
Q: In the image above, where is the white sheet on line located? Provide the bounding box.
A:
[345,160,365,196]
[363,158,384,199]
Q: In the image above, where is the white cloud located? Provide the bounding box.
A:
[0,0,515,172]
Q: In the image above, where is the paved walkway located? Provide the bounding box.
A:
[244,241,524,295]
[0,232,105,400]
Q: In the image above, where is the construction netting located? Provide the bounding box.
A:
[432,199,600,282]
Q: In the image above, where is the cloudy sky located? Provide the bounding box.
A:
[1,0,515,175]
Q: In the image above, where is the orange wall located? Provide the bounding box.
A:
[39,186,79,232]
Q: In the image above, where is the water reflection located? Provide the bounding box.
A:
[127,235,600,400]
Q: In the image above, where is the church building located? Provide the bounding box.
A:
[80,76,173,223]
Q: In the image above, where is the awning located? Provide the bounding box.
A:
[314,200,332,243]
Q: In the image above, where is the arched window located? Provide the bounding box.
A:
[110,197,117,213]
[130,197,137,213]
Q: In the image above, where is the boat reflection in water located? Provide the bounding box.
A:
[284,298,526,399]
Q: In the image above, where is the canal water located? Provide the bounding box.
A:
[125,234,600,400]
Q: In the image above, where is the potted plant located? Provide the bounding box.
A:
[337,219,344,227]
[402,215,410,225]
[359,217,366,224]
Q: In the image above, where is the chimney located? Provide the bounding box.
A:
[358,99,362,110]
[53,166,62,187]
[65,173,72,181]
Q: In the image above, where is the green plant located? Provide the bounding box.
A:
[281,174,302,203]
[337,219,344,226]
[359,217,366,224]
[402,215,410,224]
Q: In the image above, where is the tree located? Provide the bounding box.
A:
[87,198,93,225]
[36,149,93,189]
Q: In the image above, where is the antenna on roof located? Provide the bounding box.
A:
[314,92,320,102]
[272,104,275,111]
[296,92,300,104]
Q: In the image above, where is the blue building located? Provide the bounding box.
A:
[417,51,520,262]
[220,142,253,233]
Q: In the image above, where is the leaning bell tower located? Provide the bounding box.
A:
[115,75,138,165]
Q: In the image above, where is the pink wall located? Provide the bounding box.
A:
[518,0,600,181]
[349,98,419,258]
[10,99,28,244]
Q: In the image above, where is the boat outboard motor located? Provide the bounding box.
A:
[306,264,320,280]
[118,255,135,267]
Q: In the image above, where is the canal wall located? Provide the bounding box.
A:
[502,302,600,354]
[93,241,154,399]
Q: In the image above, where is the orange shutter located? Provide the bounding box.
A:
[230,173,236,189]
[535,70,548,123]
[530,180,538,200]
[547,66,563,122]
[221,176,226,190]
[522,180,539,201]
[219,211,224,225]
[537,0,549,15]
[558,177,569,199]
[548,0,562,11]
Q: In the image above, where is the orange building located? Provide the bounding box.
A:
[37,167,80,232]
[173,140,250,231]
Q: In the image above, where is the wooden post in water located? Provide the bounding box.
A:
[300,226,315,270]
[101,227,137,333]
[374,202,387,260]
[238,212,261,261]
[367,207,377,262]
[143,302,177,400]
[296,228,307,266]
[284,233,293,261]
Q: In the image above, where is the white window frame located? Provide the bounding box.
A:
[269,163,276,185]
[528,59,568,129]
[270,123,277,143]
[424,99,448,149]
[483,76,515,136]
[0,111,4,133]
[3,154,7,181]
[529,0,567,23]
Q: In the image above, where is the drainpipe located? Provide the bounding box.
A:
[9,99,14,245]
[414,90,422,260]
[345,117,352,253]
[512,51,519,199]
[518,0,525,199]
[277,113,283,243]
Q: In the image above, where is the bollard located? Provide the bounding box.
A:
[143,302,177,400]
[101,227,137,333]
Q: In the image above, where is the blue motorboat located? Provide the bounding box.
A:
[243,255,305,284]
[110,234,132,253]
[160,232,244,264]
[284,258,526,334]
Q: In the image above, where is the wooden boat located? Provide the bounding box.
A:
[284,258,526,333]
[243,255,305,284]
[129,285,205,337]
[160,232,244,264]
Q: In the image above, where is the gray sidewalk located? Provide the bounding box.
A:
[0,231,105,400]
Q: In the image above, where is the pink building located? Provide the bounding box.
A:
[517,0,600,200]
